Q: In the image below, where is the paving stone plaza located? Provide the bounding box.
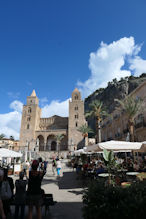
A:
[10,159,83,219]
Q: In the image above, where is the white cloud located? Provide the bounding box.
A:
[39,97,48,107]
[10,100,23,112]
[129,56,146,76]
[42,99,69,118]
[0,100,23,139]
[77,36,146,97]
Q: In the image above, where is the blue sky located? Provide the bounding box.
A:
[0,0,146,139]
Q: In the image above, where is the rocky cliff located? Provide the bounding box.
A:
[84,73,146,135]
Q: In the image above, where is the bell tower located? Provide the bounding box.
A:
[19,90,41,150]
[68,88,86,151]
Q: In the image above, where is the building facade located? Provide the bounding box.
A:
[101,81,146,142]
[19,88,86,158]
[0,139,20,151]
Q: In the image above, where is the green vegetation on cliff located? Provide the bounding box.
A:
[84,73,146,135]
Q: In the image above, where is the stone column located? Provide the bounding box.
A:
[44,139,47,151]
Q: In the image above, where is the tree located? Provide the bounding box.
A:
[0,134,5,140]
[55,134,64,158]
[10,136,14,141]
[86,100,108,143]
[77,124,94,146]
[115,96,144,142]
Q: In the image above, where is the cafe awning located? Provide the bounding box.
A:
[0,148,22,158]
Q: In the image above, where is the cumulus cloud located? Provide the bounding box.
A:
[42,99,69,118]
[10,100,23,112]
[77,36,146,97]
[0,100,23,139]
[129,56,146,76]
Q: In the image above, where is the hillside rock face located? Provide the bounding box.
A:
[84,74,146,134]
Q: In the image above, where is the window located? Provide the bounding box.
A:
[28,107,31,113]
[75,122,78,127]
[75,105,78,110]
[75,114,78,119]
[27,117,31,121]
[74,95,78,100]
[27,124,30,129]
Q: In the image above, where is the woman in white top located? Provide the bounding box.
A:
[56,159,61,176]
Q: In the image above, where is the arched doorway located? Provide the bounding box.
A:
[51,141,57,151]
[60,135,68,151]
[37,135,44,151]
[46,135,56,151]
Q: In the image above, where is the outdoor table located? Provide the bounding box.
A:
[126,172,139,176]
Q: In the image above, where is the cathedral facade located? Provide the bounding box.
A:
[19,88,86,157]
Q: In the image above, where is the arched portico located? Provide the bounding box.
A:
[37,135,45,151]
[60,134,68,151]
[46,135,57,151]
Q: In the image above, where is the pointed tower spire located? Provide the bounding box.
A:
[73,88,79,93]
[31,89,36,97]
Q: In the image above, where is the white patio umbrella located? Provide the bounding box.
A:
[86,140,142,152]
[137,141,146,152]
[74,148,93,156]
[98,140,142,151]
[85,144,102,152]
[0,148,22,158]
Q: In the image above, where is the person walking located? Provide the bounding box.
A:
[27,160,45,219]
[14,171,28,219]
[56,158,61,177]
[52,158,56,175]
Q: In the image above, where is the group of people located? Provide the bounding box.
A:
[71,154,146,179]
[0,157,46,219]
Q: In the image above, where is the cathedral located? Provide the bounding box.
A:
[19,88,86,158]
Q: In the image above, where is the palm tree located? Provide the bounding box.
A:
[55,134,64,158]
[115,96,144,142]
[77,124,94,146]
[86,100,108,143]
[0,134,5,140]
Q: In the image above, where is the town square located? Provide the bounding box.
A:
[0,1,146,219]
